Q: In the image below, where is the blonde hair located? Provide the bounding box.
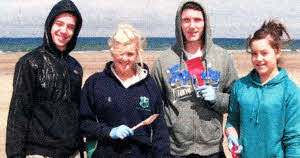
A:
[108,24,146,68]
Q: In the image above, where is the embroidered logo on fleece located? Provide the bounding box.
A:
[73,70,79,75]
[137,96,151,112]
[107,97,112,103]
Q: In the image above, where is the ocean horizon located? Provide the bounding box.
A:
[0,37,300,53]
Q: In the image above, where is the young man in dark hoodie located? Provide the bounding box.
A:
[6,0,83,158]
[151,0,238,157]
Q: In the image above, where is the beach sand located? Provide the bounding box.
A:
[1,51,300,158]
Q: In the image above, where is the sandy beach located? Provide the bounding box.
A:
[1,51,300,158]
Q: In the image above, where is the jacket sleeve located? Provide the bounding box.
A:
[150,58,167,104]
[225,82,240,129]
[283,84,300,157]
[6,58,34,158]
[150,84,170,157]
[67,56,83,107]
[212,53,238,113]
[79,76,112,139]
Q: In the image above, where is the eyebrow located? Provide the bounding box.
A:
[258,49,269,52]
[55,20,64,24]
[252,49,269,53]
[67,23,76,28]
[55,19,75,25]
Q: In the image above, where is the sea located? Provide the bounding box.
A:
[0,37,300,53]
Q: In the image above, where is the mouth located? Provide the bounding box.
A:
[188,31,198,35]
[119,62,130,69]
[255,63,266,68]
[56,34,69,42]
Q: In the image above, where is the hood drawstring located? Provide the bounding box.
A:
[250,92,256,121]
[179,48,184,72]
[256,88,264,125]
[250,85,262,125]
[203,58,208,82]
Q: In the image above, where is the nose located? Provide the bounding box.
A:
[60,25,67,34]
[256,54,263,61]
[190,20,196,28]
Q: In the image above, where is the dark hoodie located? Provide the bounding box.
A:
[6,0,83,158]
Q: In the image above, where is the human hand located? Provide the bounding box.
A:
[228,134,243,155]
[110,125,134,140]
[195,85,216,104]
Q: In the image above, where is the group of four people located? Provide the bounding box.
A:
[6,0,300,158]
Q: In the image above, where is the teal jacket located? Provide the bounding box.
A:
[226,68,300,157]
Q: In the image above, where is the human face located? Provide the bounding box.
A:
[181,8,205,42]
[111,42,138,78]
[251,38,281,80]
[51,13,77,51]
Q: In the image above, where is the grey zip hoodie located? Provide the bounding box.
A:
[151,0,238,156]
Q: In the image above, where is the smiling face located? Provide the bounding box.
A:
[51,13,77,52]
[251,38,281,81]
[181,8,205,42]
[111,42,138,79]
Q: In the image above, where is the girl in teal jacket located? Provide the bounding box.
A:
[225,20,300,157]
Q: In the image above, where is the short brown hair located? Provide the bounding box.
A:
[182,2,203,12]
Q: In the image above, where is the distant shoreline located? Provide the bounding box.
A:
[1,37,300,53]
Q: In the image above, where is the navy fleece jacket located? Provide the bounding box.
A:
[80,61,170,157]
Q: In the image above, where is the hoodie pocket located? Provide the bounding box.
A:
[196,116,222,143]
[27,101,56,145]
[170,108,194,145]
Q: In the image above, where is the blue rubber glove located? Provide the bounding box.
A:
[195,85,216,104]
[228,134,243,154]
[110,125,134,140]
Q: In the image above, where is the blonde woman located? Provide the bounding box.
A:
[80,24,170,157]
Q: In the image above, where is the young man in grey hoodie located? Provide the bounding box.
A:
[151,0,238,157]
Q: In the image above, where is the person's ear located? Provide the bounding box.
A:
[276,48,282,59]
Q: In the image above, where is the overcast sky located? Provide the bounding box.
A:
[0,0,299,38]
